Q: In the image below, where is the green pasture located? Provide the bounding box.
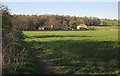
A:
[23,26,119,74]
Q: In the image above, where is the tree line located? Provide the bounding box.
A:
[12,14,118,31]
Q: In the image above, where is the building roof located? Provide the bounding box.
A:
[78,24,87,26]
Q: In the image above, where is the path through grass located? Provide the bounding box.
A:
[23,27,119,74]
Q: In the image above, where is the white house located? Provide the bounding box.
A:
[77,24,88,30]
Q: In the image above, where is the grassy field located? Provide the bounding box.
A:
[23,26,119,74]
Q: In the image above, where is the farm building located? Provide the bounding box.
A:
[38,25,70,30]
[38,25,53,30]
[76,24,89,30]
[38,26,45,30]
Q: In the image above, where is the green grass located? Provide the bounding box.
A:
[23,26,119,74]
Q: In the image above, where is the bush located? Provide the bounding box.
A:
[2,30,28,74]
[88,26,96,31]
[2,5,29,74]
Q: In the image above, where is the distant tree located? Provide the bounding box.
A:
[93,18,100,26]
[62,21,67,26]
[27,18,34,30]
[11,14,118,30]
[69,20,77,29]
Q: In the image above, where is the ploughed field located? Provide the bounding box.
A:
[23,26,119,74]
